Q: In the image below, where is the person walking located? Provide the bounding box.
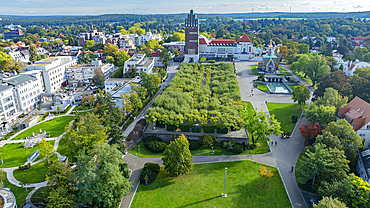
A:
[275,141,277,146]
[291,166,294,172]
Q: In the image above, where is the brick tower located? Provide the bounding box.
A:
[184,10,199,63]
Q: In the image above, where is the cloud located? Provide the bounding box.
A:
[302,2,309,5]
[353,4,365,8]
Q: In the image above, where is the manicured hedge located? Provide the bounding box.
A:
[179,124,191,132]
[188,140,201,150]
[216,128,229,134]
[192,125,201,133]
[144,137,168,153]
[156,122,165,128]
[166,125,177,132]
[202,125,215,133]
[140,163,160,185]
[232,143,244,154]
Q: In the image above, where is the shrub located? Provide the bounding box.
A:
[291,114,299,123]
[232,143,244,154]
[19,163,31,170]
[140,163,160,185]
[207,60,216,63]
[249,144,256,150]
[179,124,190,132]
[133,111,140,118]
[200,134,217,147]
[166,125,177,132]
[216,128,228,134]
[192,124,201,133]
[145,137,168,153]
[188,140,201,150]
[223,141,233,151]
[120,162,130,179]
[202,125,215,133]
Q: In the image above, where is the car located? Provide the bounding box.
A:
[310,198,319,205]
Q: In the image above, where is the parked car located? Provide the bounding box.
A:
[310,198,319,205]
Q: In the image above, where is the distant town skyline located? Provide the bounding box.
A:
[0,0,369,15]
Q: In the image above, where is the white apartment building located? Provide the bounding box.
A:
[66,60,115,86]
[123,54,154,75]
[25,56,77,93]
[1,74,42,114]
[106,33,136,49]
[357,149,370,184]
[333,54,370,76]
[0,85,22,132]
[136,32,162,46]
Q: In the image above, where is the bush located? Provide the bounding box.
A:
[232,143,244,154]
[145,137,168,153]
[188,140,201,150]
[200,134,217,147]
[133,111,140,118]
[19,163,31,170]
[222,141,234,152]
[179,124,190,132]
[202,125,215,133]
[291,114,299,123]
[249,144,256,150]
[207,60,216,63]
[120,162,130,179]
[140,163,160,185]
[216,128,228,134]
[166,125,177,132]
[192,124,201,133]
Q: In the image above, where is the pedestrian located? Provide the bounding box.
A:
[291,166,294,172]
[275,141,277,146]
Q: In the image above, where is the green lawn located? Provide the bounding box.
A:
[57,138,68,156]
[256,83,269,92]
[288,85,299,92]
[290,70,314,87]
[244,140,269,155]
[13,161,48,184]
[0,141,55,168]
[242,101,254,112]
[251,65,258,74]
[13,116,74,140]
[131,160,290,208]
[277,67,291,76]
[2,171,34,207]
[266,102,304,133]
[74,105,92,111]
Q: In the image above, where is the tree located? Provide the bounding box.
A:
[297,143,349,186]
[349,173,370,208]
[114,51,130,67]
[65,112,107,162]
[315,71,352,99]
[0,51,13,71]
[292,84,310,109]
[83,40,95,51]
[57,106,61,115]
[162,134,193,176]
[259,166,274,187]
[240,106,282,144]
[313,131,341,149]
[299,122,323,145]
[46,187,77,208]
[103,43,119,57]
[29,44,41,63]
[93,69,105,90]
[306,104,336,128]
[314,196,348,208]
[71,143,132,207]
[0,171,5,187]
[159,48,171,68]
[315,88,348,108]
[40,138,55,165]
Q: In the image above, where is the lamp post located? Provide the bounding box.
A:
[138,144,140,157]
[222,167,227,197]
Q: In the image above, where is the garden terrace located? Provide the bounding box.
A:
[146,62,242,131]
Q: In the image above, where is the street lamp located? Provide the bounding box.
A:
[222,167,227,197]
[138,144,140,157]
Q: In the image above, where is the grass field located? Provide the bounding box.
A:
[2,171,34,207]
[0,141,55,168]
[242,101,254,112]
[288,85,299,92]
[251,65,258,74]
[266,102,304,133]
[13,116,74,140]
[131,160,290,208]
[256,83,269,92]
[57,137,68,156]
[13,161,48,184]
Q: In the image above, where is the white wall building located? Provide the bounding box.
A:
[357,149,370,184]
[123,54,154,75]
[66,60,115,86]
[0,85,22,132]
[1,74,42,114]
[25,56,77,93]
[136,32,162,46]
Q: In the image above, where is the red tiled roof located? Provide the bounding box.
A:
[210,39,235,44]
[199,38,208,44]
[339,96,370,131]
[208,42,236,47]
[151,50,161,57]
[237,34,251,43]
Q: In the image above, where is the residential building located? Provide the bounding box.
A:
[25,56,77,93]
[136,32,162,46]
[66,60,115,86]
[104,78,132,91]
[107,33,136,49]
[0,85,22,132]
[123,54,154,75]
[9,50,30,63]
[162,41,185,52]
[151,50,165,67]
[4,28,23,40]
[78,30,106,47]
[357,149,370,184]
[335,57,370,76]
[1,74,42,114]
[338,96,370,148]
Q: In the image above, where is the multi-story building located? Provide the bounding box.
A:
[4,28,23,40]
[162,42,185,52]
[357,149,370,184]
[106,33,136,49]
[0,85,22,132]
[25,56,77,93]
[184,10,200,63]
[78,30,106,47]
[136,32,162,46]
[1,74,42,114]
[66,60,115,86]
[123,54,154,75]
[338,96,370,149]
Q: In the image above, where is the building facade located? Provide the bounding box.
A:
[0,85,21,132]
[123,54,154,75]
[357,149,370,184]
[25,56,77,93]
[78,30,106,47]
[184,10,199,63]
[136,32,162,46]
[4,28,23,40]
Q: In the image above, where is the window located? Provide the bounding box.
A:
[189,40,198,42]
[189,32,198,35]
[359,134,366,139]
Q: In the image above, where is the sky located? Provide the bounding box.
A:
[1,0,369,15]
